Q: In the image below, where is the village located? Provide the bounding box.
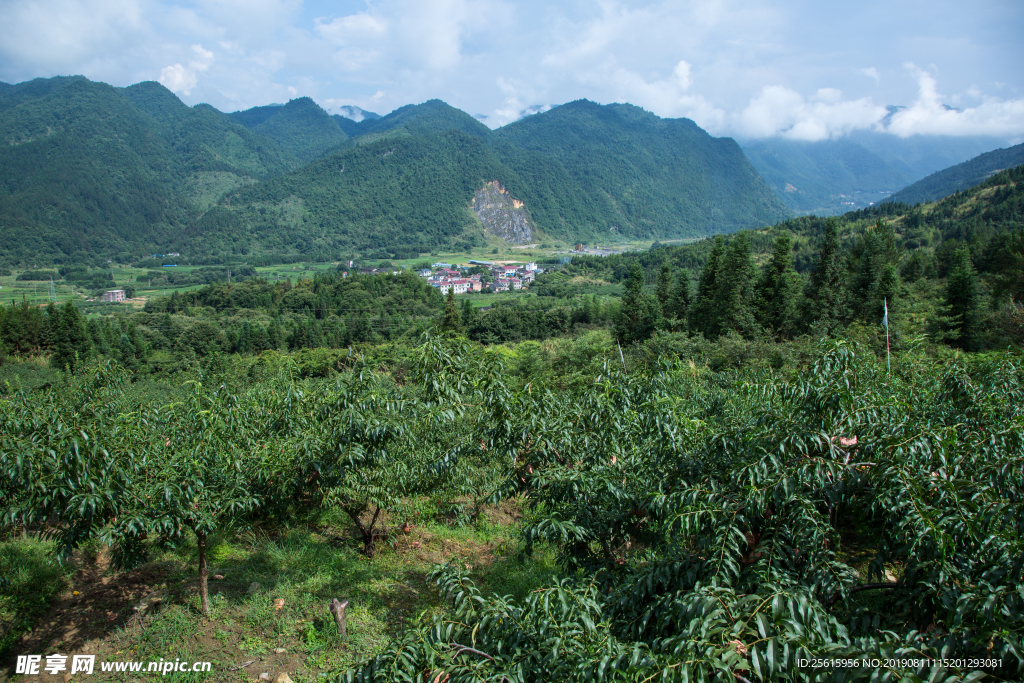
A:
[349,259,544,294]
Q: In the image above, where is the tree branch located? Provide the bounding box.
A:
[827,582,903,609]
[448,643,494,661]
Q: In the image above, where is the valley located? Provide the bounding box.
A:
[0,74,1022,683]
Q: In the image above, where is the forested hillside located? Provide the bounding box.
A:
[228,97,349,165]
[0,77,792,265]
[742,137,912,214]
[492,101,790,239]
[888,142,1024,204]
[564,165,1024,350]
[334,99,493,139]
[210,131,509,257]
[742,132,1010,215]
[0,77,292,264]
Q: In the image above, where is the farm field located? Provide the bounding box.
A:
[2,337,1022,682]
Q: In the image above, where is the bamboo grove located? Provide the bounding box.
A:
[1,335,1022,682]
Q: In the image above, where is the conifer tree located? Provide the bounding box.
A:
[689,235,726,336]
[50,302,91,371]
[850,220,901,324]
[756,233,803,338]
[439,289,463,336]
[945,245,982,350]
[712,233,758,338]
[118,334,138,371]
[804,217,848,334]
[616,262,660,344]
[460,297,475,325]
[669,271,691,328]
[656,262,673,314]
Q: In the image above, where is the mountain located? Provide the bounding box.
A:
[333,105,380,122]
[741,138,912,215]
[331,106,381,136]
[0,76,292,264]
[229,97,348,165]
[202,131,509,258]
[342,99,493,140]
[887,142,1024,204]
[571,165,1024,307]
[847,131,1008,179]
[742,132,1013,216]
[0,78,787,264]
[203,99,790,258]
[491,100,790,239]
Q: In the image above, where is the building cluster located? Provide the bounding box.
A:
[421,262,541,294]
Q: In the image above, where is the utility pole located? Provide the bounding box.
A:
[883,298,890,374]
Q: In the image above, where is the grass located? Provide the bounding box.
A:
[0,504,556,682]
[0,535,73,658]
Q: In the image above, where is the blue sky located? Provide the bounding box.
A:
[1,0,1022,140]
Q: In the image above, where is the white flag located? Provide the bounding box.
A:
[882,298,888,326]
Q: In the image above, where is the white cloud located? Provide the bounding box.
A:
[673,60,692,91]
[735,85,887,140]
[190,44,214,71]
[0,0,148,77]
[158,43,213,95]
[886,64,1024,138]
[159,63,197,94]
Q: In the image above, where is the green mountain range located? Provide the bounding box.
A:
[0,77,292,264]
[228,97,349,165]
[743,133,1011,215]
[0,77,791,265]
[742,138,912,214]
[888,142,1024,205]
[201,99,792,258]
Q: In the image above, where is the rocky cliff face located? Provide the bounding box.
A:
[472,181,534,244]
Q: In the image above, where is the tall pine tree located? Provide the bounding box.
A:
[439,289,463,336]
[756,233,803,339]
[850,219,901,324]
[50,302,92,372]
[804,217,848,334]
[616,262,660,345]
[656,262,673,314]
[945,245,982,350]
[689,236,726,336]
[711,233,758,339]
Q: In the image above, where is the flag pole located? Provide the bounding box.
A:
[884,297,890,374]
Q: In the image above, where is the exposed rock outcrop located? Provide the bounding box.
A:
[472,181,534,244]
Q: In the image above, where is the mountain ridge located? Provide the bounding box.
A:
[887,142,1024,204]
[0,77,788,265]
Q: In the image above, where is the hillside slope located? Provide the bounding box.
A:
[0,81,789,264]
[205,131,512,257]
[742,138,912,214]
[0,77,291,264]
[888,143,1024,204]
[493,101,790,239]
[229,97,348,165]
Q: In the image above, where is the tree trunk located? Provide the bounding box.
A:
[196,530,210,617]
[329,598,349,638]
[346,505,382,557]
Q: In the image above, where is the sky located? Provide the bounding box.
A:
[1,0,1022,141]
